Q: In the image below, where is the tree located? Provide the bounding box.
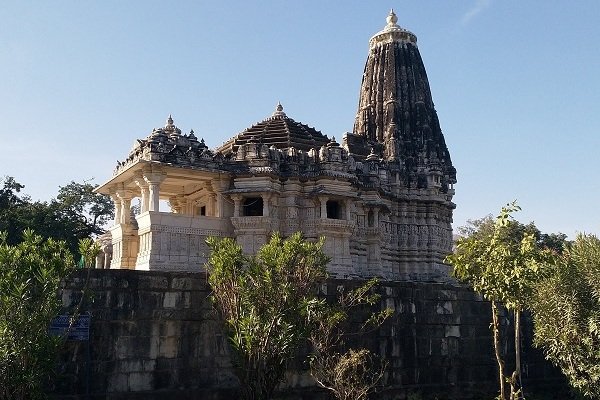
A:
[0,177,114,256]
[446,202,552,400]
[531,234,600,398]
[205,232,329,400]
[307,278,391,400]
[55,181,114,238]
[0,230,74,399]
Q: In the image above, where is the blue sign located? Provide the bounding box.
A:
[49,313,91,341]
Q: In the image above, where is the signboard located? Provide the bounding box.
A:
[49,313,91,341]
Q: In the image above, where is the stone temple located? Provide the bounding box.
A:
[95,10,456,282]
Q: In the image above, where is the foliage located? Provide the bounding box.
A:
[205,232,329,400]
[531,234,600,398]
[55,181,114,238]
[458,214,568,255]
[446,202,554,400]
[0,177,114,256]
[449,202,549,310]
[307,278,392,400]
[0,230,76,400]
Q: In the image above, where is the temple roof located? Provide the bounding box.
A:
[352,10,456,185]
[216,103,330,155]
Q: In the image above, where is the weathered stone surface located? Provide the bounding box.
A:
[51,269,569,400]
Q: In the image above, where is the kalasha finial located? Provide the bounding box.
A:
[166,114,174,126]
[272,102,286,117]
[386,9,398,27]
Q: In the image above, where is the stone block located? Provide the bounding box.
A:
[138,275,169,290]
[107,373,128,392]
[148,336,160,359]
[128,372,153,391]
[181,291,192,308]
[171,276,194,290]
[142,359,156,372]
[114,337,133,360]
[160,320,181,337]
[155,357,178,370]
[115,291,136,309]
[137,291,164,312]
[163,292,182,309]
[118,360,142,373]
[159,337,179,358]
[436,301,453,315]
[445,325,460,338]
[415,324,445,338]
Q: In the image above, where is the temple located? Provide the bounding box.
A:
[95,10,457,281]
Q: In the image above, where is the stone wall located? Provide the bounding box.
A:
[52,269,567,400]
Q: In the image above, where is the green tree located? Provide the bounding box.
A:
[0,177,114,256]
[205,232,329,400]
[55,180,114,238]
[531,234,600,398]
[446,202,552,400]
[0,230,75,400]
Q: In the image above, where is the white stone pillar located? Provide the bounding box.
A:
[111,194,122,226]
[148,183,159,211]
[211,178,231,218]
[103,252,111,269]
[262,193,271,217]
[144,173,165,212]
[95,253,104,269]
[116,190,132,225]
[208,194,217,216]
[319,196,329,219]
[231,195,242,217]
[134,179,149,213]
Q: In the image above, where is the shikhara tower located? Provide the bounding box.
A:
[95,11,457,281]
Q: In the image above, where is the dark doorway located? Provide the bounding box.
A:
[243,197,263,216]
[326,200,341,219]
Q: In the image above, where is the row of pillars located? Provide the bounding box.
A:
[111,173,165,225]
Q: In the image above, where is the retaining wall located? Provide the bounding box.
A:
[52,269,567,399]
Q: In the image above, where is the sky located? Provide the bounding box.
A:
[1,1,599,239]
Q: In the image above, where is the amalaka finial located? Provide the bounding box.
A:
[386,9,398,28]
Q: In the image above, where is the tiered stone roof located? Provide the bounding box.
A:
[216,103,330,155]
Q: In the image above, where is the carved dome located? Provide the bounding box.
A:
[216,103,330,155]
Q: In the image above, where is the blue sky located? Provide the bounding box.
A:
[1,1,599,238]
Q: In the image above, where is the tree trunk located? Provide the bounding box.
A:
[492,301,507,400]
[514,309,523,399]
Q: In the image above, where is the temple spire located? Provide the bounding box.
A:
[352,10,456,184]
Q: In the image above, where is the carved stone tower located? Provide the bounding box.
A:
[352,10,456,186]
[343,10,457,280]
